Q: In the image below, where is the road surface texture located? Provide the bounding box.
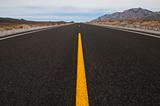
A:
[80,24,160,106]
[0,24,78,106]
[0,23,160,106]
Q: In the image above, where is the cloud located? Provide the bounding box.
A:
[0,0,160,22]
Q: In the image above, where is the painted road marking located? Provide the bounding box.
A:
[0,27,54,41]
[0,24,73,41]
[76,32,89,106]
[117,28,160,39]
[93,24,160,39]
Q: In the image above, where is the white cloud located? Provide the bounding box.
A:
[0,0,160,21]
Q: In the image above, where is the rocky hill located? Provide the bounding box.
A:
[91,8,160,31]
[93,8,160,22]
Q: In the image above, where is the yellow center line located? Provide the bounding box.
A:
[76,32,89,106]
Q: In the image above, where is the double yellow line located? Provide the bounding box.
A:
[76,32,89,106]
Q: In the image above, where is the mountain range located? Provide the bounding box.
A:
[92,8,160,22]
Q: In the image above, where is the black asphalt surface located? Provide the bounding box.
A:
[0,24,78,106]
[0,23,160,106]
[80,24,160,106]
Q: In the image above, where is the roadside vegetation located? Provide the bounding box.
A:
[0,18,69,31]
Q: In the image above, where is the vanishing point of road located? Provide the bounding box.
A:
[0,24,160,106]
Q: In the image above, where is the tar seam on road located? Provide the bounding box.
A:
[76,32,89,106]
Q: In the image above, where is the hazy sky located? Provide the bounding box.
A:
[0,0,160,22]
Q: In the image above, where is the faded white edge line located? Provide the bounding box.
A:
[119,29,160,38]
[108,27,160,39]
[0,27,52,41]
[0,24,74,41]
[89,24,160,39]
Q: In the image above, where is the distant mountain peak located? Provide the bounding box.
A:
[124,8,153,14]
[125,8,147,12]
[92,8,160,22]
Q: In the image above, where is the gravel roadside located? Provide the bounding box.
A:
[90,23,160,35]
[0,24,71,38]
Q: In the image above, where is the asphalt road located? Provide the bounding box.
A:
[0,24,78,106]
[0,23,160,106]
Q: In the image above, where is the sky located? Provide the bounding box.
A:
[0,0,160,22]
